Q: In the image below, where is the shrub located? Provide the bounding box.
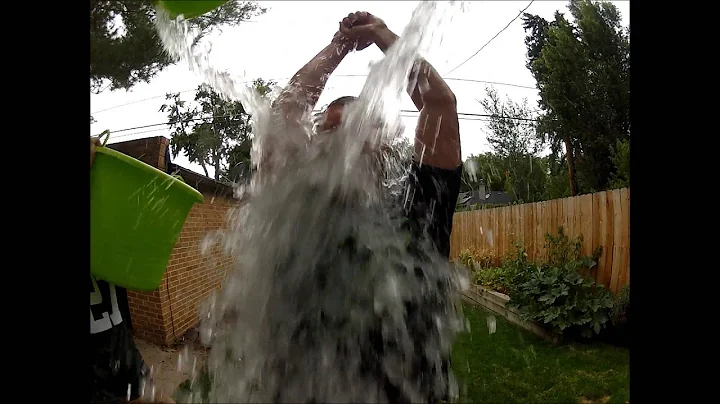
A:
[508,261,614,338]
[458,248,495,271]
[612,284,630,326]
[458,227,615,339]
[599,284,630,346]
[458,248,507,293]
[458,248,475,269]
[544,226,601,268]
[506,228,612,339]
[473,266,511,295]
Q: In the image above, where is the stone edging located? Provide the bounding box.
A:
[461,284,560,344]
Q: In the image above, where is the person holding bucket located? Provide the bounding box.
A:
[90,137,175,404]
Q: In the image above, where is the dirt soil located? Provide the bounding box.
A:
[135,331,209,400]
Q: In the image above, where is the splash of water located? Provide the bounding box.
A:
[153,2,468,403]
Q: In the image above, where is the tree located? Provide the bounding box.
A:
[461,153,509,194]
[479,87,548,203]
[522,0,630,195]
[90,0,265,93]
[160,79,275,182]
[609,138,630,189]
[545,155,572,200]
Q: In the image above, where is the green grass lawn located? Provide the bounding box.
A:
[451,304,629,404]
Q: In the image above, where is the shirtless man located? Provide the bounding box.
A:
[266,11,462,403]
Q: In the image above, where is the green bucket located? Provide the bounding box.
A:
[155,0,229,20]
[90,134,204,291]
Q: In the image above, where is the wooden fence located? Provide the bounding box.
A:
[450,188,630,294]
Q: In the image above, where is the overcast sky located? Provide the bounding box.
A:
[90,0,629,177]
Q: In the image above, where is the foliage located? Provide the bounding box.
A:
[544,226,602,268]
[459,248,510,294]
[459,248,496,270]
[611,284,630,326]
[505,229,610,338]
[459,88,550,204]
[160,79,275,181]
[522,0,630,195]
[544,168,572,200]
[481,87,548,203]
[480,87,543,159]
[609,138,630,188]
[508,261,614,338]
[460,152,507,193]
[455,200,524,212]
[460,227,613,339]
[473,267,511,295]
[599,283,630,346]
[90,0,265,93]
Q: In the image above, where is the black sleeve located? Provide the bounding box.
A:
[402,163,462,259]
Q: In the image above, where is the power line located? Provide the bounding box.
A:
[106,115,497,142]
[90,75,536,115]
[333,74,537,90]
[108,108,539,142]
[109,113,242,134]
[90,89,197,114]
[112,127,169,138]
[90,78,287,115]
[444,0,535,76]
[401,110,539,122]
[101,108,539,140]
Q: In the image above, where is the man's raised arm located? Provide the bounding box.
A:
[260,19,367,172]
[340,12,461,170]
[273,39,350,122]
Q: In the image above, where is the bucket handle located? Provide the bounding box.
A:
[96,130,111,146]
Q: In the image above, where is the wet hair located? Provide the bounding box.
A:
[327,95,358,109]
[314,96,358,131]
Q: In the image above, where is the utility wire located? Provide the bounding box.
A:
[106,115,497,142]
[444,0,535,75]
[102,109,540,140]
[90,88,197,114]
[90,76,536,115]
[332,75,537,90]
[90,77,281,115]
[108,111,536,142]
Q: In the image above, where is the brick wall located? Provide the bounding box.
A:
[162,195,235,343]
[109,137,236,345]
[125,289,166,343]
[109,137,167,170]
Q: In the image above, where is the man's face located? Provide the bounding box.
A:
[315,100,392,174]
[317,103,345,133]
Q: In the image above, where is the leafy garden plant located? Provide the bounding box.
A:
[460,227,615,339]
[507,228,612,338]
[507,261,613,338]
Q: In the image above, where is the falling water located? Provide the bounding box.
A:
[153,2,468,403]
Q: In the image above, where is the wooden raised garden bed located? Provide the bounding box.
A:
[461,284,560,344]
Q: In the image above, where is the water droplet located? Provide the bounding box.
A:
[486,315,496,334]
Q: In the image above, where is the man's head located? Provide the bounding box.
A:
[314,95,396,179]
[316,95,358,133]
